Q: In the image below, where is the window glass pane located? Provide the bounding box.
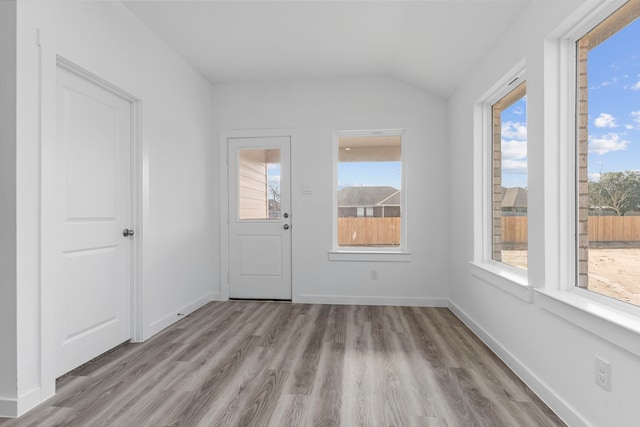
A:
[337,134,401,247]
[238,148,281,220]
[492,82,527,269]
[577,2,640,307]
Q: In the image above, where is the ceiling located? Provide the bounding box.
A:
[123,0,530,99]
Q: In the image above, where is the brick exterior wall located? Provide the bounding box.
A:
[492,104,503,261]
[577,37,589,288]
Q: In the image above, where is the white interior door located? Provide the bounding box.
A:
[55,66,132,376]
[228,136,292,300]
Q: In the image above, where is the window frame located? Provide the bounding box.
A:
[471,63,530,296]
[331,129,408,257]
[535,0,640,356]
[490,80,528,269]
[570,0,640,310]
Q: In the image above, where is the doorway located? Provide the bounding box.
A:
[227,136,292,300]
[53,62,136,376]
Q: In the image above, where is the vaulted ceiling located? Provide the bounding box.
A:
[123,0,530,99]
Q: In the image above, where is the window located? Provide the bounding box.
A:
[238,148,281,220]
[491,80,528,270]
[576,0,640,307]
[334,130,406,251]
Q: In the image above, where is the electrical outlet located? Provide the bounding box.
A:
[370,269,379,280]
[595,356,611,391]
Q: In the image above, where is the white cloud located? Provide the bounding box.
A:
[594,113,617,128]
[502,159,528,174]
[588,173,601,182]
[501,121,527,177]
[630,81,640,91]
[501,121,527,140]
[626,111,640,130]
[600,77,619,87]
[501,139,527,174]
[588,133,629,155]
[501,139,527,160]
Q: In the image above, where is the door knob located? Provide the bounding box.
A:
[283,224,290,230]
[122,229,135,237]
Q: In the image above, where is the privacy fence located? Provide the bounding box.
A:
[502,216,640,244]
[338,218,400,246]
[337,216,640,247]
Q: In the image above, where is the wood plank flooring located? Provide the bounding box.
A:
[0,302,566,427]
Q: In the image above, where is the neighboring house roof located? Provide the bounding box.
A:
[338,186,400,207]
[501,187,527,209]
[379,191,401,206]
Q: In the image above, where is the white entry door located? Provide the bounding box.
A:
[55,66,133,376]
[228,136,292,300]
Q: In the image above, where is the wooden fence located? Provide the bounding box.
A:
[338,217,400,246]
[586,216,640,242]
[502,216,640,243]
[338,216,640,246]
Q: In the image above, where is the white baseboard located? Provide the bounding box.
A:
[448,301,592,427]
[0,386,51,418]
[295,294,449,307]
[0,397,17,418]
[144,292,216,340]
[17,387,50,417]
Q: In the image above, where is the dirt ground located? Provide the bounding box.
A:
[501,249,640,307]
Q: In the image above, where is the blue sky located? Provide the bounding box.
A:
[269,159,402,192]
[327,18,640,192]
[587,17,640,179]
[500,17,640,188]
[338,161,401,190]
[500,96,528,188]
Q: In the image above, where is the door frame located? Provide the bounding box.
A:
[219,129,297,301]
[42,56,144,390]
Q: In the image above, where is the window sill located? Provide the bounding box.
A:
[469,261,532,302]
[535,288,640,357]
[328,251,411,262]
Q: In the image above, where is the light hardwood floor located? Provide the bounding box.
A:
[0,302,565,427]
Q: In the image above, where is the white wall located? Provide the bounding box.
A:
[0,0,18,412]
[448,0,640,426]
[6,0,217,416]
[213,78,449,306]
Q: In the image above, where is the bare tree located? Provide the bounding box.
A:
[589,171,640,216]
[268,181,280,203]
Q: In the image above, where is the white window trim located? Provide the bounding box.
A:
[540,0,640,353]
[471,61,530,297]
[330,129,408,260]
